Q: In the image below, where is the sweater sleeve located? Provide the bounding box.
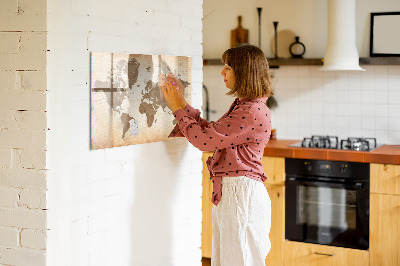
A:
[169,103,211,138]
[172,106,257,152]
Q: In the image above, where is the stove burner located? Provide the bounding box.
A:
[301,135,339,149]
[340,137,377,151]
[294,136,379,151]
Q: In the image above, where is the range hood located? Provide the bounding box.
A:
[320,0,365,71]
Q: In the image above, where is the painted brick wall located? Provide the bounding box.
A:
[0,0,48,265]
[46,0,203,266]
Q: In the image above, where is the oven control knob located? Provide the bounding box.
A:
[304,161,312,171]
[340,164,347,174]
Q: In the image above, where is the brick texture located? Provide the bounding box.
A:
[0,0,47,264]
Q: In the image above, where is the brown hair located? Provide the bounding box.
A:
[221,44,273,99]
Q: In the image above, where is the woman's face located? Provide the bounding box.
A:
[220,64,235,89]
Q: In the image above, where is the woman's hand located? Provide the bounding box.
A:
[160,75,184,113]
[167,74,187,108]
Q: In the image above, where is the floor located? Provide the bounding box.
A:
[202,257,211,266]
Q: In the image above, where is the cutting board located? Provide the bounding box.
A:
[231,16,249,48]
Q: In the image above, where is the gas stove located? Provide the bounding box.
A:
[289,135,381,151]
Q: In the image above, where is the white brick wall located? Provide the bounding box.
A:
[0,0,48,265]
[47,1,203,266]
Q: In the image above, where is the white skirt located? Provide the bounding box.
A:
[212,176,271,266]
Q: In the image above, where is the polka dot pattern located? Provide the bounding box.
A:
[169,97,272,206]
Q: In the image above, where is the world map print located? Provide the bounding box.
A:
[91,53,192,149]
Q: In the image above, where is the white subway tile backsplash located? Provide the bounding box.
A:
[336,115,348,129]
[389,117,400,131]
[388,91,400,104]
[388,131,400,144]
[389,104,400,117]
[204,65,400,144]
[348,90,362,103]
[298,77,311,89]
[374,90,388,104]
[336,103,349,116]
[323,103,336,115]
[362,116,375,130]
[388,65,400,76]
[298,67,311,78]
[374,77,388,91]
[374,65,388,77]
[286,77,299,89]
[336,90,349,103]
[388,76,400,91]
[375,117,389,129]
[285,66,298,77]
[335,73,349,90]
[349,128,363,137]
[361,129,375,138]
[374,130,389,144]
[361,90,375,104]
[348,103,362,116]
[361,76,374,91]
[361,104,375,117]
[375,104,389,117]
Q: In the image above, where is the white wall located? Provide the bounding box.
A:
[203,0,400,58]
[47,0,203,266]
[0,0,48,265]
[203,0,400,145]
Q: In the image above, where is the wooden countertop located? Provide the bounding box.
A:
[263,139,400,165]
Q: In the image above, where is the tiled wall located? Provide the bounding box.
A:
[203,65,400,144]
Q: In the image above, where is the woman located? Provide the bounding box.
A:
[161,44,273,266]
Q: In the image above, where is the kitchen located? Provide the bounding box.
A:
[0,0,399,265]
[202,0,400,265]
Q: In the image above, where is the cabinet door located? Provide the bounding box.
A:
[370,193,400,266]
[264,185,284,266]
[284,241,369,266]
[202,152,213,258]
[370,163,400,195]
[261,156,285,185]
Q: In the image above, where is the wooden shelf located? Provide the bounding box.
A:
[359,57,400,65]
[203,58,323,67]
[203,57,400,67]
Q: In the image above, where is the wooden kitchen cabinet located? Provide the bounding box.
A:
[201,154,286,265]
[261,156,285,186]
[202,152,213,258]
[284,241,369,266]
[370,193,400,266]
[262,156,285,266]
[264,184,285,266]
[370,163,400,195]
[370,163,400,266]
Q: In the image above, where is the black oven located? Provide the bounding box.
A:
[285,158,369,250]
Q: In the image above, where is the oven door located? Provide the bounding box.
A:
[285,177,369,250]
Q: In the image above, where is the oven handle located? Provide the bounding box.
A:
[286,177,364,189]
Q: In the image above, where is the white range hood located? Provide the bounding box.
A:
[320,0,365,71]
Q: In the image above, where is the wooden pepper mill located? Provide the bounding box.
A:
[231,16,249,48]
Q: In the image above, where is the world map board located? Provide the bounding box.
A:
[91,52,192,149]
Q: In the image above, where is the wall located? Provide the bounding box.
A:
[46,0,203,266]
[203,0,400,144]
[203,0,400,58]
[0,0,48,265]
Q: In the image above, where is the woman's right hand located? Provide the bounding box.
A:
[168,74,187,108]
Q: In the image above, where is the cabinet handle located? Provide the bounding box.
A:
[314,252,335,257]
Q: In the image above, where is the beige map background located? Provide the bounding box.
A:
[91,52,192,150]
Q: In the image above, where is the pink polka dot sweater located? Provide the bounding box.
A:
[169,97,272,206]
